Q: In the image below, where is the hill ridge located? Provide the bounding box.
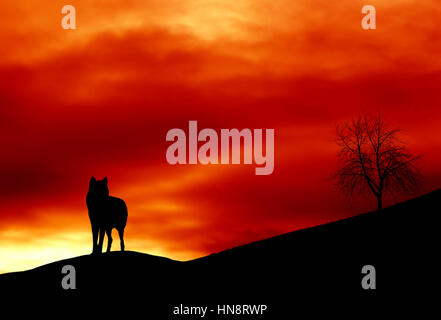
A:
[0,188,438,315]
[1,188,439,276]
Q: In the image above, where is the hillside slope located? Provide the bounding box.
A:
[0,190,438,314]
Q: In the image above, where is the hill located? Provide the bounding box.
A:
[0,189,438,315]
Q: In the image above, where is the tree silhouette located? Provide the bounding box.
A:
[335,114,420,211]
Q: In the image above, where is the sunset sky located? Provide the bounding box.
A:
[1,0,440,273]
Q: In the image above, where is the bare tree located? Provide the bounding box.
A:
[335,114,420,211]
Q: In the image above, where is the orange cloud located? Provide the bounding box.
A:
[0,0,441,272]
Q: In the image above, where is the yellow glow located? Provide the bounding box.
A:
[0,228,203,273]
[0,231,90,273]
[162,0,255,41]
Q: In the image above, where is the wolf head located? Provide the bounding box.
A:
[88,176,109,199]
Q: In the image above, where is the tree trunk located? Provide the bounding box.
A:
[377,193,383,211]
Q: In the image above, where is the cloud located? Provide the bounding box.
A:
[1,0,441,272]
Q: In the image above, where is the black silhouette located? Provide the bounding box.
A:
[0,189,437,316]
[335,113,420,210]
[86,176,128,254]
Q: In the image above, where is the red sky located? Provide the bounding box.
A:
[1,0,441,272]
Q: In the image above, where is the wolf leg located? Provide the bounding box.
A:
[91,225,98,254]
[106,229,113,253]
[97,228,105,253]
[118,228,125,252]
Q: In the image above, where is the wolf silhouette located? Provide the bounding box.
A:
[86,176,128,254]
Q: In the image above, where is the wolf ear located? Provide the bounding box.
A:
[90,176,96,185]
[103,176,108,184]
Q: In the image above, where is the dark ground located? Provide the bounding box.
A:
[0,190,438,317]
